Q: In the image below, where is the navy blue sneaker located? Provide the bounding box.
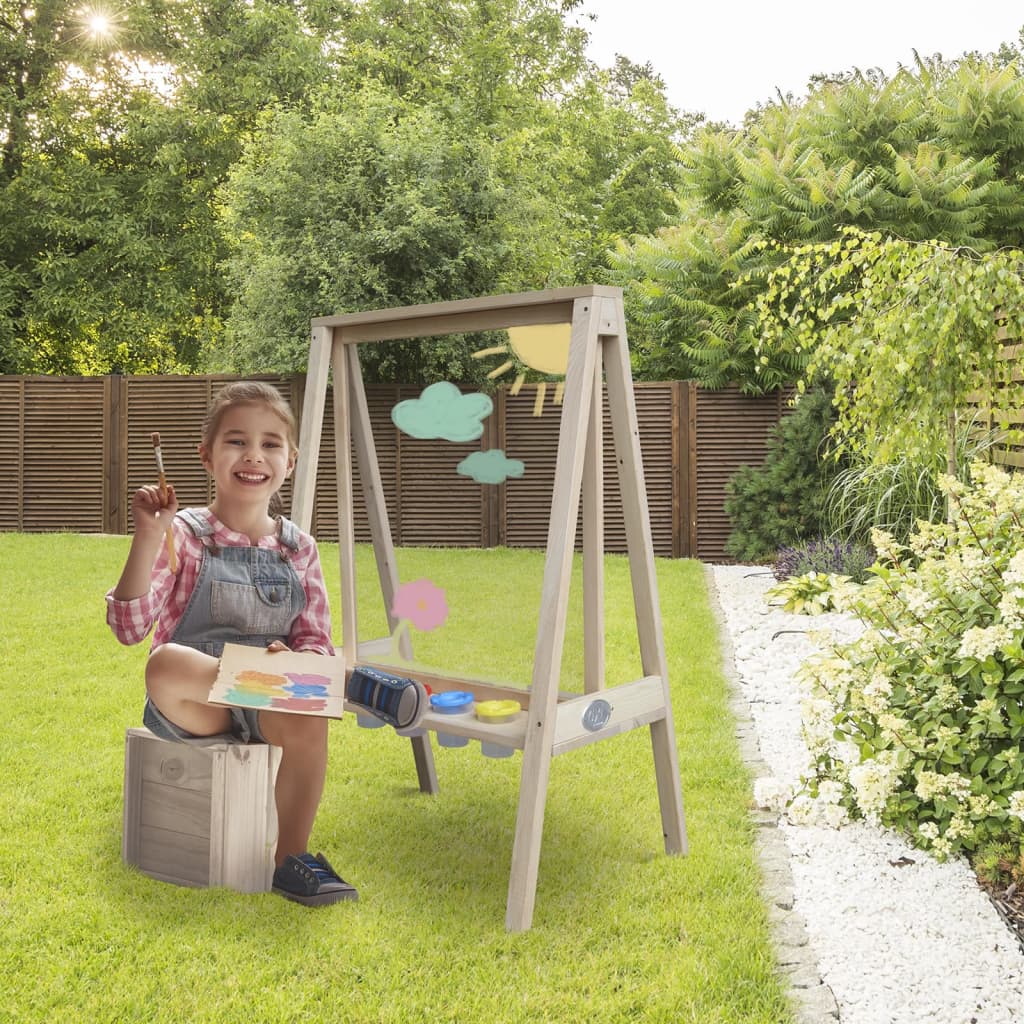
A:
[347,666,426,730]
[272,853,358,906]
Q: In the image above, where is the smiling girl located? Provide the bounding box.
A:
[107,381,356,906]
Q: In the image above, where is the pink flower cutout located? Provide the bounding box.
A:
[392,578,448,632]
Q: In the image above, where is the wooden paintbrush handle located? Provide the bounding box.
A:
[157,472,176,573]
[165,524,177,573]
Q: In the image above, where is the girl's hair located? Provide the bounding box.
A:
[203,381,298,452]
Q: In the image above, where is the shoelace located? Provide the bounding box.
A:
[298,855,337,883]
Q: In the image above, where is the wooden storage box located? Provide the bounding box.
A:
[122,727,280,893]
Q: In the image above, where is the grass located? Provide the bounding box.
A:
[0,534,792,1024]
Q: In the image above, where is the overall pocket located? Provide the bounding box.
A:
[210,578,295,636]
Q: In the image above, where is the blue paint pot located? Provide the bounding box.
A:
[430,691,474,748]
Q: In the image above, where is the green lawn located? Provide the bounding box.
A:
[0,534,792,1024]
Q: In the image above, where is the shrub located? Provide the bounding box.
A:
[794,463,1024,860]
[773,538,876,583]
[767,571,845,615]
[822,414,1005,546]
[724,388,840,561]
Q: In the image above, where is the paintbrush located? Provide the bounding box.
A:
[150,432,177,573]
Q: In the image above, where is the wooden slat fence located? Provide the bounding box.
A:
[0,375,793,561]
[965,332,1024,469]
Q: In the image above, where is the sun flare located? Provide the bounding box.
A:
[77,5,120,41]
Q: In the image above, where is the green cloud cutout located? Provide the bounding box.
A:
[457,449,526,485]
[391,382,493,442]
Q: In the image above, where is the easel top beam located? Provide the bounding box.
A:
[310,286,623,344]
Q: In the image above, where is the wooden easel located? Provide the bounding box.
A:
[291,286,687,931]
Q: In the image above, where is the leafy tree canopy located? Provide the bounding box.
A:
[215,2,693,382]
[753,227,1024,475]
[618,45,1024,390]
[1,0,330,373]
[1,0,693,379]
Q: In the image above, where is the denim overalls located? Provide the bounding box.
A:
[142,508,307,745]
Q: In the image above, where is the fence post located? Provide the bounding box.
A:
[677,381,698,557]
[103,374,127,534]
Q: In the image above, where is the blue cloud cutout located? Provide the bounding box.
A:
[391,382,493,442]
[457,449,526,485]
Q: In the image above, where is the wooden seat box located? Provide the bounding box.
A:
[122,727,280,893]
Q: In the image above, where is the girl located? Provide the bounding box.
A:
[108,381,360,907]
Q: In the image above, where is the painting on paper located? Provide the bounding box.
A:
[209,643,346,719]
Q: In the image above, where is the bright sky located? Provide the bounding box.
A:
[577,1,1024,125]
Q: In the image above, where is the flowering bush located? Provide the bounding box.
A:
[773,537,877,582]
[796,463,1024,860]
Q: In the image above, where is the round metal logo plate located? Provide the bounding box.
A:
[582,699,612,732]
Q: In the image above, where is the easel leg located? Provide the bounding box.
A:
[506,740,553,932]
[344,345,439,796]
[603,311,688,856]
[411,734,438,795]
[650,718,688,854]
[506,296,603,932]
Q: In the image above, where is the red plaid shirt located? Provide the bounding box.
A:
[106,510,335,655]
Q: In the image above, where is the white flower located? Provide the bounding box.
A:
[800,696,838,757]
[969,794,999,819]
[1009,791,1024,822]
[785,793,819,826]
[915,771,942,800]
[915,770,970,802]
[909,521,949,558]
[870,528,903,562]
[1004,550,1024,587]
[849,759,898,817]
[902,584,937,617]
[937,473,965,502]
[859,668,893,715]
[918,821,939,842]
[817,780,845,805]
[957,624,1012,661]
[752,776,792,813]
[821,802,849,829]
[997,589,1024,630]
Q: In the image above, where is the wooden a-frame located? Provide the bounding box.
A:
[291,286,687,932]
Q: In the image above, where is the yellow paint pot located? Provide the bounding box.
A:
[475,699,522,724]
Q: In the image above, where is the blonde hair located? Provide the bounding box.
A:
[203,381,298,453]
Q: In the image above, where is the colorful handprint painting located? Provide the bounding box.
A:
[209,643,346,718]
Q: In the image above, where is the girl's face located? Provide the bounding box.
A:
[199,403,296,506]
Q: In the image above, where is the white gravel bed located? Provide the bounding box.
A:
[710,564,1024,1024]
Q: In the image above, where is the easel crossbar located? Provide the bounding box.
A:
[344,673,667,753]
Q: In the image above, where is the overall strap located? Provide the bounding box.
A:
[177,508,215,538]
[278,516,302,552]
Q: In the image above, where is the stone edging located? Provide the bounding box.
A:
[703,565,841,1024]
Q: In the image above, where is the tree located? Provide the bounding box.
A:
[723,387,840,560]
[754,227,1024,477]
[216,0,693,381]
[0,0,330,373]
[216,87,528,382]
[608,210,804,390]
[620,53,1024,389]
[2,0,692,378]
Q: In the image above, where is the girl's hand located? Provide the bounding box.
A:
[131,484,178,539]
[266,640,291,653]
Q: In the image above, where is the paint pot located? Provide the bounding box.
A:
[430,691,475,748]
[475,699,521,758]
